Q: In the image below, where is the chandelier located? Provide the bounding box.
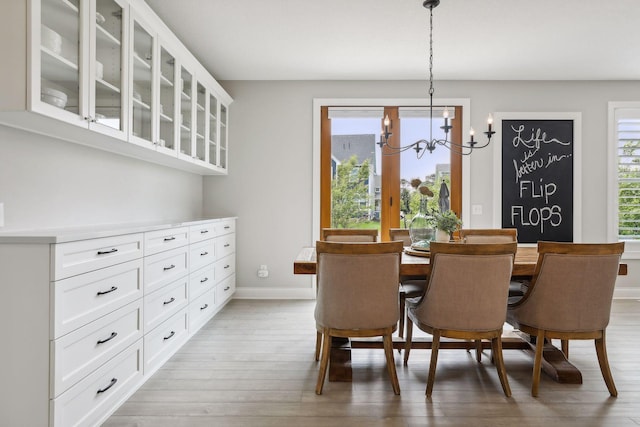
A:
[377,0,494,157]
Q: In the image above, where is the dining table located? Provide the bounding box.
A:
[294,244,628,383]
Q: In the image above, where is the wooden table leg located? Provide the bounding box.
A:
[328,337,352,382]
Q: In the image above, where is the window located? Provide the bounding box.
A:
[608,102,640,255]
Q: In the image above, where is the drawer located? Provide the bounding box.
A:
[52,258,143,339]
[214,253,235,282]
[189,222,216,244]
[215,233,235,259]
[189,287,216,334]
[144,309,188,375]
[52,233,144,280]
[214,219,235,236]
[144,278,188,332]
[51,300,143,398]
[144,226,189,256]
[144,246,189,294]
[216,274,236,306]
[51,340,143,427]
[190,239,216,272]
[189,264,215,301]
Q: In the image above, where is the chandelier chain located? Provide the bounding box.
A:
[428,7,434,98]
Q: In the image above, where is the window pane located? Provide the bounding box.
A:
[617,116,640,240]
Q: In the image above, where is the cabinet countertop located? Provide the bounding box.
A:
[0,217,237,244]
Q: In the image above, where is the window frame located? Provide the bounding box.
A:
[608,102,640,259]
[312,98,471,243]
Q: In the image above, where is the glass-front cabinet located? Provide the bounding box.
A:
[39,0,83,125]
[3,0,232,175]
[91,0,126,135]
[130,13,154,146]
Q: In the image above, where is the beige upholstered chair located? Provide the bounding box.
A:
[507,241,624,397]
[314,228,379,361]
[389,228,426,339]
[315,240,403,395]
[403,242,517,398]
[458,228,520,361]
[321,228,378,242]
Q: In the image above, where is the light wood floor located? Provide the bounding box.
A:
[104,299,640,426]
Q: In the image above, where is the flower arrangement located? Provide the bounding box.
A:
[434,210,462,234]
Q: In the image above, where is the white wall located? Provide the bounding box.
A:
[0,125,203,230]
[205,80,639,298]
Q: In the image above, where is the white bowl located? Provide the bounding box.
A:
[41,25,62,54]
[96,12,106,25]
[95,61,104,79]
[41,87,67,108]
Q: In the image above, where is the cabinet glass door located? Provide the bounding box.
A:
[92,0,124,131]
[131,16,154,143]
[220,104,228,169]
[179,67,193,157]
[40,0,81,117]
[158,46,177,152]
[195,82,206,162]
[208,93,218,167]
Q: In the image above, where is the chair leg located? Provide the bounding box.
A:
[475,339,483,362]
[531,329,545,397]
[398,293,406,339]
[561,339,569,359]
[426,330,440,398]
[491,337,512,397]
[383,332,401,395]
[403,316,414,365]
[315,331,322,361]
[315,331,332,395]
[594,331,618,397]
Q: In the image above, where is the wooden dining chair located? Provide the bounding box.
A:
[315,240,403,394]
[315,228,378,361]
[458,228,520,362]
[403,242,517,398]
[321,228,378,242]
[389,228,426,339]
[507,241,625,397]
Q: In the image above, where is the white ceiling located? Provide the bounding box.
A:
[144,0,640,81]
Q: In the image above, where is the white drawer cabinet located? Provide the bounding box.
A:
[51,300,143,397]
[0,217,235,426]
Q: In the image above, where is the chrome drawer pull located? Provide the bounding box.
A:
[163,236,176,242]
[96,378,117,394]
[224,265,230,269]
[163,264,176,271]
[224,244,230,248]
[97,332,118,345]
[224,286,230,291]
[200,304,208,310]
[200,230,209,234]
[163,297,175,305]
[97,248,118,255]
[224,226,230,229]
[200,251,208,256]
[163,331,175,340]
[200,277,209,283]
[96,286,118,296]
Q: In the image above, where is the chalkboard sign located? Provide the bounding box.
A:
[500,118,576,243]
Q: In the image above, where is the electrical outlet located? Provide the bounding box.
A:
[257,265,269,278]
[0,202,4,227]
[472,204,483,215]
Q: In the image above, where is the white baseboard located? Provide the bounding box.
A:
[613,287,640,300]
[234,286,315,299]
[233,286,639,300]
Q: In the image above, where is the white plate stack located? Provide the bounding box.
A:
[41,87,68,109]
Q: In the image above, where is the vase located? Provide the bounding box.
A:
[409,199,435,247]
[436,229,450,242]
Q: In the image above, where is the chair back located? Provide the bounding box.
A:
[389,228,412,246]
[315,241,402,330]
[414,242,517,331]
[512,241,624,332]
[321,228,378,242]
[459,228,517,244]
